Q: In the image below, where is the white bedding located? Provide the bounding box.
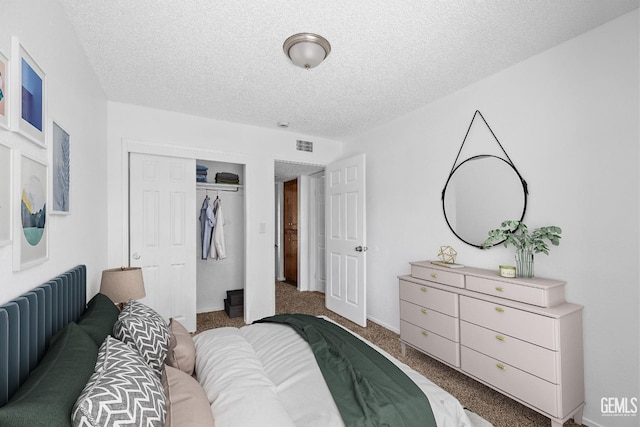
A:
[193,317,473,427]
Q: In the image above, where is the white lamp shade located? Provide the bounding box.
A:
[100,267,146,304]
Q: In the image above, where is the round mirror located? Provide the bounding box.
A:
[442,155,527,248]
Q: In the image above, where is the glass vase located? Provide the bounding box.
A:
[515,249,534,278]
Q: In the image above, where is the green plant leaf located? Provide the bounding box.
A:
[482,219,562,256]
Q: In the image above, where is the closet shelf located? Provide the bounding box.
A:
[196,182,243,192]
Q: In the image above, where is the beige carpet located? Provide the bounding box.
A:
[196,282,583,427]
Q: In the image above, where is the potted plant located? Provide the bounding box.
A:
[482,220,562,278]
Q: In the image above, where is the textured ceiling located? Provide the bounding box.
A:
[58,0,637,139]
[274,161,324,182]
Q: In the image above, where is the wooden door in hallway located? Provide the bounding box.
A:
[283,179,298,284]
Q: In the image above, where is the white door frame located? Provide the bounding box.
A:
[274,182,285,282]
[121,139,250,317]
[273,160,326,292]
[309,170,326,293]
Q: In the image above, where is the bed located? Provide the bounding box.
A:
[0,266,477,427]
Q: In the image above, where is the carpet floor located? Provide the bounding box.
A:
[196,281,583,427]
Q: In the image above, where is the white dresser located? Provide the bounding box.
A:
[399,261,584,427]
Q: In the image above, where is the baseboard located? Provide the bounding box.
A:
[367,315,399,334]
[581,416,605,427]
[197,305,223,314]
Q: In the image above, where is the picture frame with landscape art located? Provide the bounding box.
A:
[51,120,70,214]
[0,50,9,130]
[11,36,46,147]
[0,140,11,246]
[14,153,48,270]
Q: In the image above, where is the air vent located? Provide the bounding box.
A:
[296,140,313,152]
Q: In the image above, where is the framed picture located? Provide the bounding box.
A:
[0,50,9,131]
[0,140,11,246]
[13,153,48,270]
[11,36,46,147]
[51,120,70,214]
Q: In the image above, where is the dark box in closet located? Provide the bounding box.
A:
[224,298,243,318]
[226,289,244,306]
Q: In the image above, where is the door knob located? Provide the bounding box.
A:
[355,246,368,252]
[132,252,141,260]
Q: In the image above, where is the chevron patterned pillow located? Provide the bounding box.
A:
[72,336,166,427]
[113,300,170,377]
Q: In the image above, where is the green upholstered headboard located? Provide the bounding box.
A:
[0,265,87,406]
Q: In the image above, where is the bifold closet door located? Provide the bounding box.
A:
[129,152,197,331]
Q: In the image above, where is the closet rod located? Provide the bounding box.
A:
[196,183,242,193]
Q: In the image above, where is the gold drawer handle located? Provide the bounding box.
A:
[421,308,428,314]
[431,273,438,278]
[496,363,506,370]
[421,330,429,336]
[420,287,427,292]
[495,307,505,313]
[495,286,504,292]
[496,335,505,341]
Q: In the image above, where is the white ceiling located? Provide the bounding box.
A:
[274,161,324,183]
[58,0,637,140]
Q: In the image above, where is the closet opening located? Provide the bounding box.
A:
[274,161,325,293]
[196,160,245,317]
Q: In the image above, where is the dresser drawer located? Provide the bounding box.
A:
[399,280,458,317]
[400,320,460,367]
[461,347,558,417]
[460,296,557,350]
[460,321,558,383]
[410,264,464,288]
[466,276,564,307]
[400,300,459,341]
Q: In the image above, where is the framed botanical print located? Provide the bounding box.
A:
[51,120,70,214]
[0,50,9,131]
[11,36,46,147]
[14,152,48,270]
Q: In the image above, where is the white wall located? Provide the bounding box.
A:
[0,0,108,302]
[106,102,343,322]
[345,11,639,426]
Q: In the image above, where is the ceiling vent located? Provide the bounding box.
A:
[296,140,313,152]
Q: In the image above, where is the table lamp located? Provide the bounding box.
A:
[100,267,146,309]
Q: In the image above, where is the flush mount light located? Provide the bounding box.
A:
[283,33,331,70]
[277,121,289,128]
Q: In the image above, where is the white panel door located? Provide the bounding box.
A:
[129,153,197,331]
[325,154,367,327]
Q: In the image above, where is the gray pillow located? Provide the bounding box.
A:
[112,300,170,377]
[71,336,166,427]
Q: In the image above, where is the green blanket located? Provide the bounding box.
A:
[256,314,436,427]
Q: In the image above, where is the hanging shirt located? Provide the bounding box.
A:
[210,198,227,260]
[199,196,215,259]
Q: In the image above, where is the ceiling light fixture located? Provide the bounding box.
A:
[283,33,331,70]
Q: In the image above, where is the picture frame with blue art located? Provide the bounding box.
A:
[13,152,48,271]
[11,36,46,147]
[51,120,70,214]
